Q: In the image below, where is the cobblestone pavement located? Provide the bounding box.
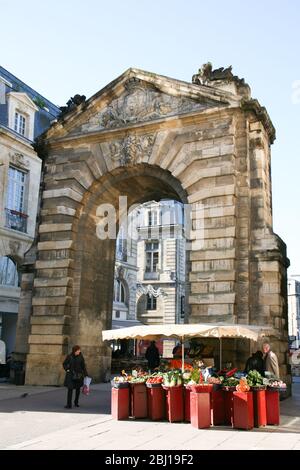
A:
[1,381,300,450]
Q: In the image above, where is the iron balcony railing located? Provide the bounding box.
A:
[5,208,28,233]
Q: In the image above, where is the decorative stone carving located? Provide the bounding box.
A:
[192,62,246,87]
[109,132,156,165]
[115,265,125,279]
[9,152,30,169]
[59,94,86,118]
[9,240,21,256]
[82,79,216,131]
[137,283,167,298]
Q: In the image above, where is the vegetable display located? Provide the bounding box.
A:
[163,370,182,387]
[246,370,264,388]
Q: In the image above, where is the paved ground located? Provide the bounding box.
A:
[1,380,300,450]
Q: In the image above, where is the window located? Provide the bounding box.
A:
[145,241,159,273]
[146,294,157,310]
[116,228,127,262]
[0,257,19,287]
[14,112,26,136]
[180,296,185,318]
[114,279,126,303]
[148,209,158,226]
[5,167,27,232]
[115,310,120,319]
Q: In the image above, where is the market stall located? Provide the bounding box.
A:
[102,322,277,372]
[103,323,285,430]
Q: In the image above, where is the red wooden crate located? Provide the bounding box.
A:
[233,391,254,430]
[111,386,130,420]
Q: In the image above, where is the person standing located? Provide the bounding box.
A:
[63,345,88,409]
[145,341,160,372]
[262,342,280,378]
[244,350,265,375]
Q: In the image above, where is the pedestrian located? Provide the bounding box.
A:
[145,341,160,372]
[262,342,280,378]
[63,345,88,409]
[244,350,265,375]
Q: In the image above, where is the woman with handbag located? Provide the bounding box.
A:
[63,345,88,409]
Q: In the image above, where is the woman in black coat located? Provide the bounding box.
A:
[63,345,88,409]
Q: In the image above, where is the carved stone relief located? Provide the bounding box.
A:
[9,152,30,170]
[108,132,156,166]
[82,79,217,132]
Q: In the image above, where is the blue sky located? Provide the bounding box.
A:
[1,0,299,274]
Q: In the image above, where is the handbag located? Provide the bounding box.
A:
[72,371,84,381]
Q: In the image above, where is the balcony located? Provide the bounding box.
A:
[5,208,28,233]
[144,271,159,280]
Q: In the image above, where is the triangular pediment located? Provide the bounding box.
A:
[47,68,237,139]
[7,92,39,111]
[81,78,228,133]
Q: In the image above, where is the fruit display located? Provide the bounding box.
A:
[146,373,164,385]
[236,377,250,392]
[112,376,128,383]
[208,376,222,384]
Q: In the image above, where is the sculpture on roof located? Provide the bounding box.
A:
[192,62,246,87]
[59,94,86,118]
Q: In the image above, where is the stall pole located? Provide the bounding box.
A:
[181,336,184,373]
[219,337,222,370]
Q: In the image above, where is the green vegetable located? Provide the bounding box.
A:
[246,370,263,387]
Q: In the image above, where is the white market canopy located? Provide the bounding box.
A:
[102,322,278,343]
[102,322,278,372]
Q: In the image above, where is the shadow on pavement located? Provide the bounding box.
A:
[0,386,111,415]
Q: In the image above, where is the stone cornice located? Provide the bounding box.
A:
[0,124,35,153]
[241,99,276,144]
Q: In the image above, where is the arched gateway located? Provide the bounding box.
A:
[17,65,289,386]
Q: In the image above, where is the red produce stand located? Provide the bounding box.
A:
[223,388,235,426]
[184,386,191,422]
[130,383,148,419]
[190,391,211,429]
[211,388,225,425]
[163,385,184,423]
[266,389,280,425]
[252,388,267,427]
[147,384,165,421]
[111,385,130,420]
[233,391,254,430]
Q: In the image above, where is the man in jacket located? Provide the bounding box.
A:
[263,342,280,378]
[145,341,160,372]
[244,350,265,375]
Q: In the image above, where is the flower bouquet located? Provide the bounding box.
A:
[266,379,287,392]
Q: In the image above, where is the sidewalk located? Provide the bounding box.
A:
[1,382,300,450]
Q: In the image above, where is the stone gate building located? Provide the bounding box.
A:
[15,64,289,386]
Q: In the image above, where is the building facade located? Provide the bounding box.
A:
[112,200,186,356]
[0,66,60,358]
[288,277,300,349]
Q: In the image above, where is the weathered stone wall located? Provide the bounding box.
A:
[17,68,289,387]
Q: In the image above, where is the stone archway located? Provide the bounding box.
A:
[22,67,289,386]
